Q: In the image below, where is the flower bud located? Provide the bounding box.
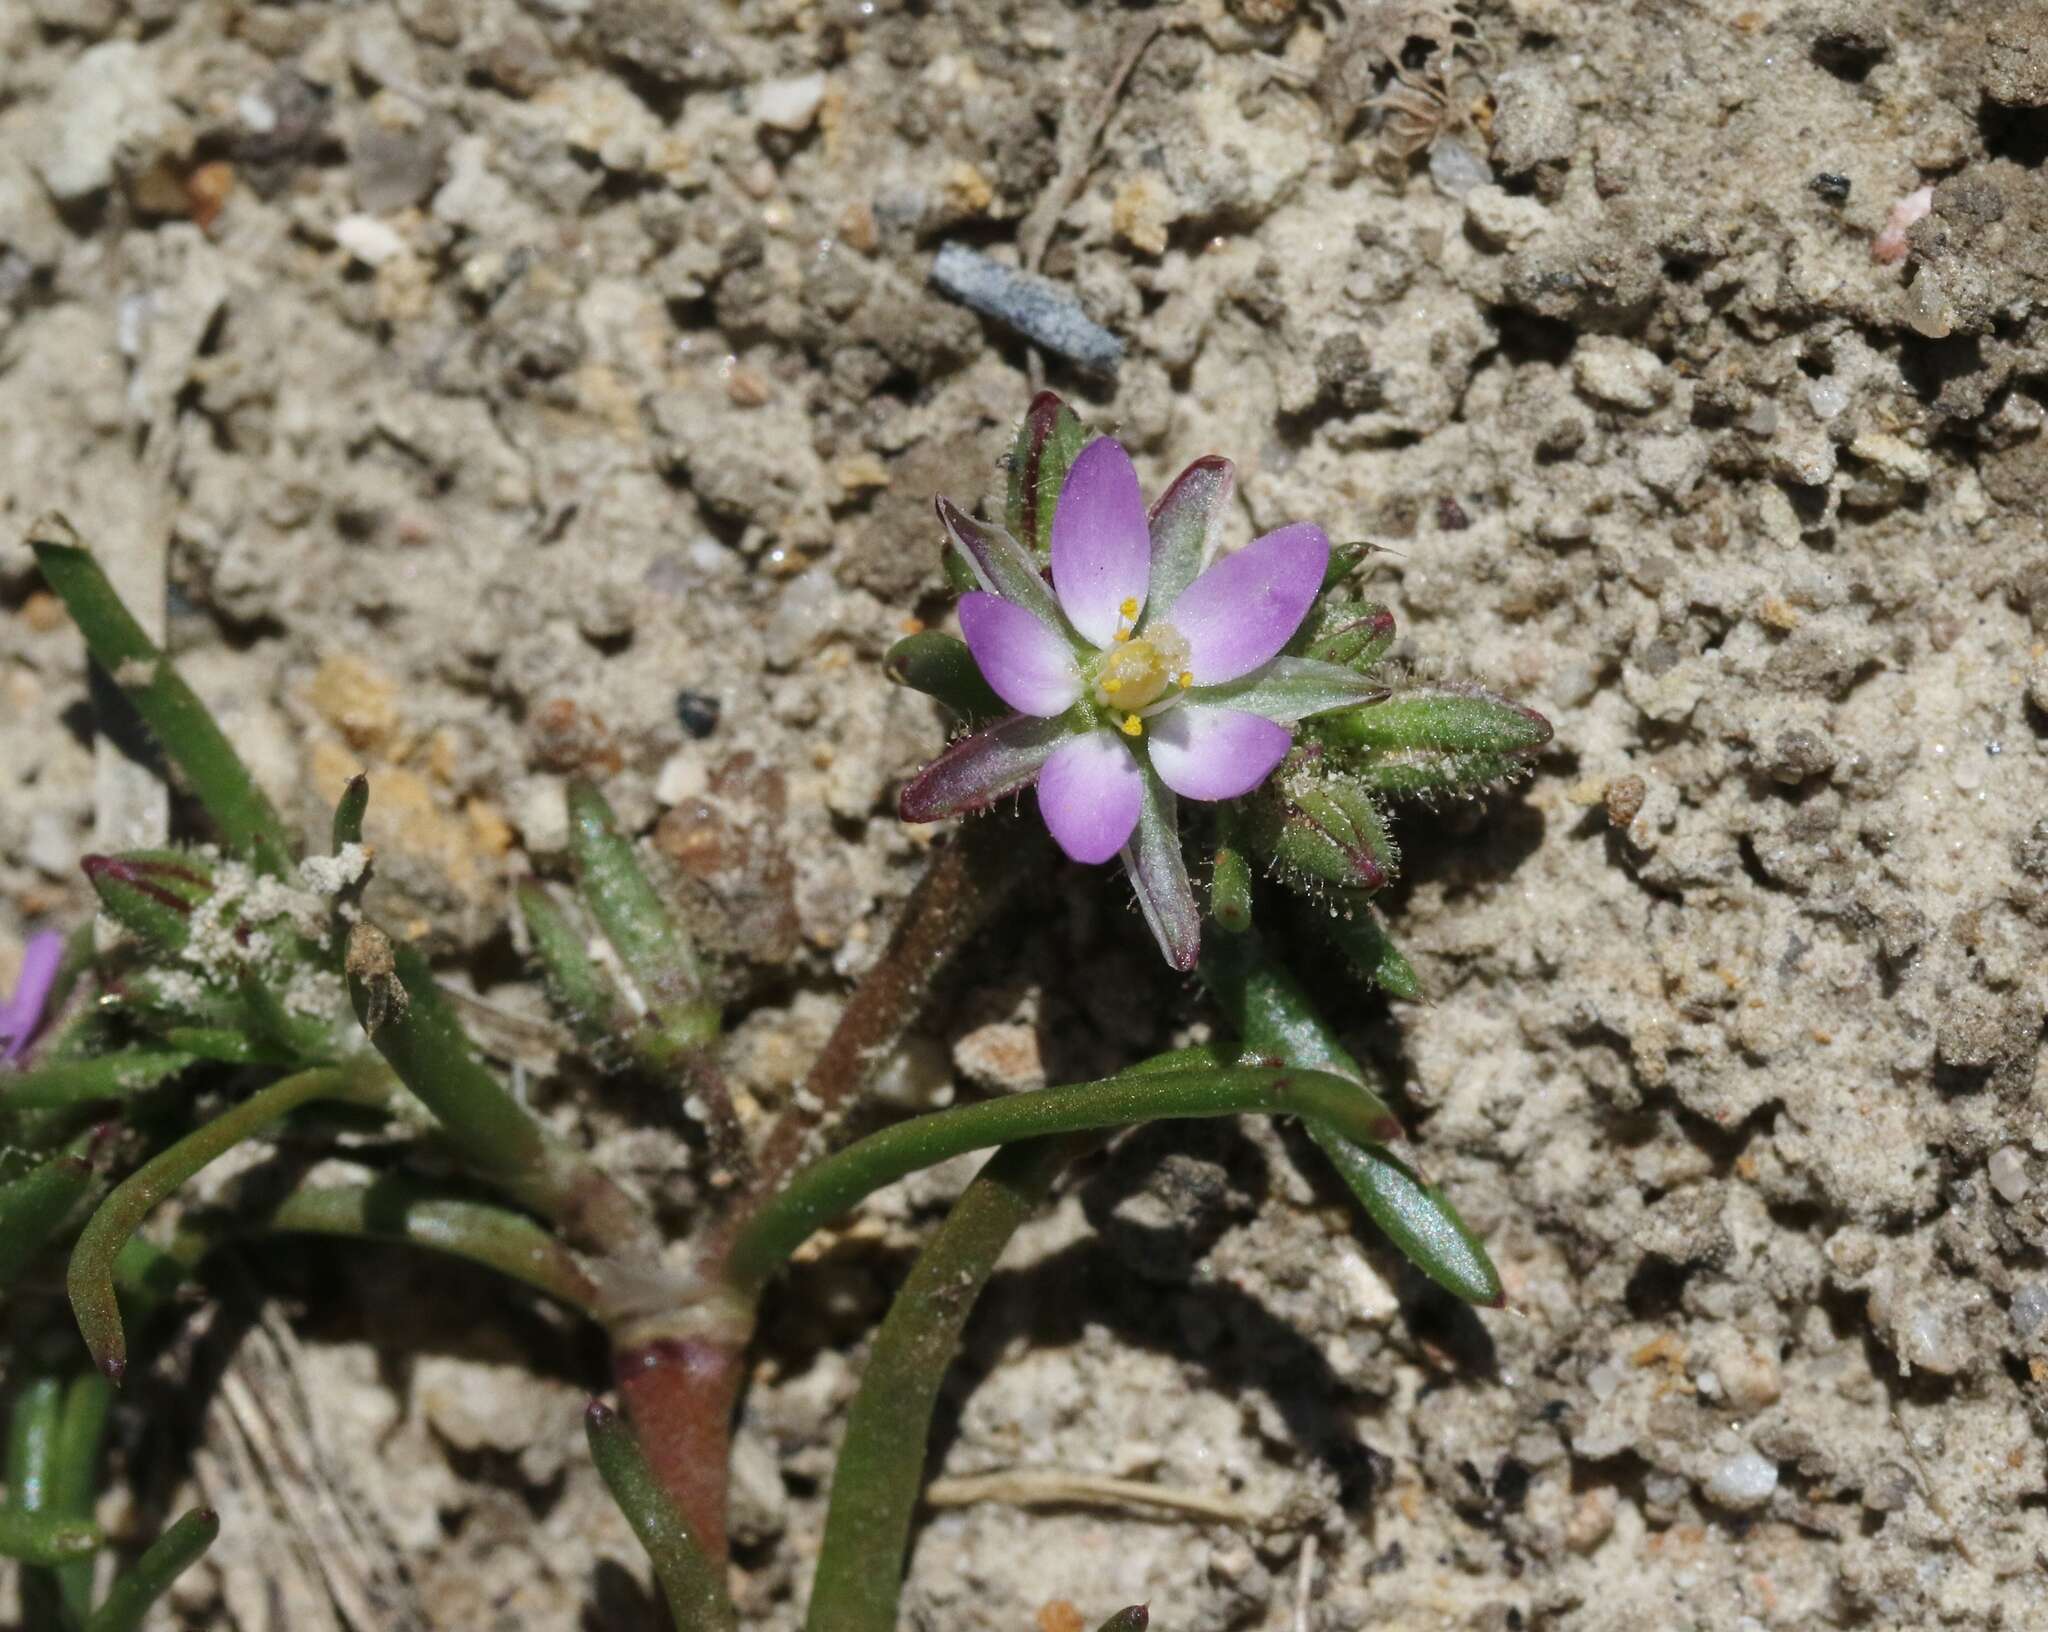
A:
[1298,597,1397,671]
[1311,683,1552,798]
[82,850,217,952]
[1246,771,1398,895]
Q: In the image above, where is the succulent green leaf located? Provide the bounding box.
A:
[1200,934,1502,1305]
[3,1050,198,1111]
[67,1063,389,1382]
[53,1371,113,1620]
[332,773,370,853]
[1310,679,1548,769]
[1321,894,1421,1000]
[81,1507,220,1632]
[0,1508,100,1567]
[807,1136,1074,1632]
[723,1062,1402,1303]
[584,1400,737,1632]
[566,779,718,1054]
[884,631,1008,727]
[30,514,295,873]
[517,883,631,1050]
[0,1152,96,1288]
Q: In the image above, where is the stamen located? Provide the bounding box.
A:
[1177,671,1193,689]
[1120,713,1144,737]
[1118,597,1139,619]
[1102,677,1123,694]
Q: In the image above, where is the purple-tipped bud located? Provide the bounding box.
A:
[83,850,217,952]
[1248,772,1399,895]
[1300,598,1397,671]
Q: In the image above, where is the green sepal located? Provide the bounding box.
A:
[1005,390,1089,563]
[1243,770,1397,895]
[942,548,978,596]
[884,631,1007,728]
[81,850,218,953]
[1320,542,1375,592]
[1297,597,1396,670]
[1321,893,1420,1000]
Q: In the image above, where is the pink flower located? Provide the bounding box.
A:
[899,437,1384,970]
[1,930,64,1067]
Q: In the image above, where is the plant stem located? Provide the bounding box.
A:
[806,1136,1075,1632]
[612,1335,747,1565]
[721,1062,1400,1306]
[586,1399,738,1629]
[739,820,1036,1214]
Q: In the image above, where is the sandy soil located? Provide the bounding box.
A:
[4,0,2048,1627]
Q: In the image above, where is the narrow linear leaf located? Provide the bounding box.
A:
[1200,935,1501,1306]
[53,1371,113,1620]
[585,1400,737,1632]
[2,1049,196,1110]
[807,1137,1074,1632]
[261,1178,607,1318]
[82,1507,219,1632]
[31,515,295,871]
[517,883,632,1051]
[0,1152,96,1287]
[0,1508,100,1566]
[346,922,648,1254]
[566,779,718,1053]
[332,773,369,852]
[68,1063,387,1382]
[723,1063,1401,1303]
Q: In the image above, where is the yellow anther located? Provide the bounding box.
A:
[1177,670,1194,689]
[1120,713,1144,737]
[1101,677,1123,694]
[1119,597,1140,619]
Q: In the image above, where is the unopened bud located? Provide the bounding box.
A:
[82,850,217,952]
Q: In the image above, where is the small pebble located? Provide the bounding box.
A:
[1988,1145,2030,1203]
[929,243,1122,375]
[1809,171,1851,202]
[2011,1282,2048,1340]
[1704,1451,1778,1511]
[675,690,721,739]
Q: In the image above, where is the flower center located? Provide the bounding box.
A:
[1091,618,1192,728]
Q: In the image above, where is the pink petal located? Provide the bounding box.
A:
[1,929,65,1064]
[1050,438,1151,649]
[1036,730,1142,864]
[958,593,1082,717]
[899,713,1075,823]
[1147,706,1293,802]
[1169,522,1330,685]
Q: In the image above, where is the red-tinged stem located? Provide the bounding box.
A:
[614,1336,745,1561]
